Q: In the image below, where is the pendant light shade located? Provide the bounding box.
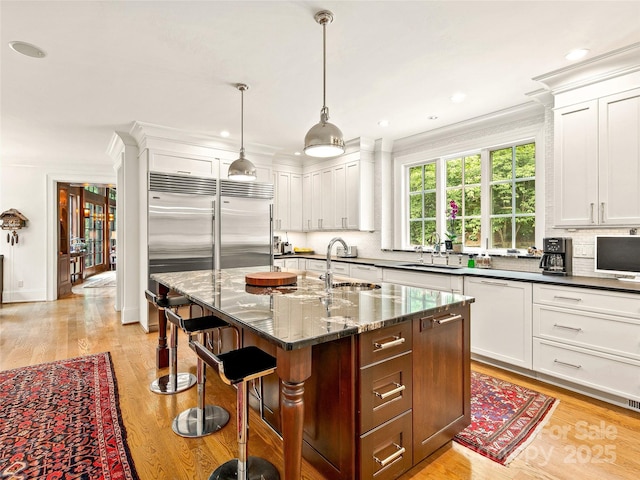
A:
[228,83,257,182]
[304,10,345,158]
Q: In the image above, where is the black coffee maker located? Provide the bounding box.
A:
[539,237,573,276]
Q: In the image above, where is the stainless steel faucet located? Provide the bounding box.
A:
[415,245,424,263]
[430,232,442,254]
[323,237,348,290]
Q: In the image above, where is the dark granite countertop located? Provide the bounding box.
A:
[151,266,474,351]
[276,254,640,295]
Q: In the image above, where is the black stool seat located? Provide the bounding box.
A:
[156,295,192,308]
[217,347,277,385]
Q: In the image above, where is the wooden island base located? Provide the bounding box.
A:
[244,304,471,480]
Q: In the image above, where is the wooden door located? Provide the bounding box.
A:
[412,305,471,462]
[57,184,72,298]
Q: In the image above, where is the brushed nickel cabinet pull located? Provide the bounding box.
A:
[434,314,462,325]
[601,202,605,223]
[374,443,405,468]
[373,382,406,400]
[480,280,508,287]
[554,359,582,369]
[553,295,582,302]
[553,323,583,333]
[373,336,405,351]
[590,202,595,223]
[177,170,191,175]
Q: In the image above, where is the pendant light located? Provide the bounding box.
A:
[228,83,257,181]
[303,10,345,158]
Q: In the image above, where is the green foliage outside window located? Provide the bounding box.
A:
[407,141,535,251]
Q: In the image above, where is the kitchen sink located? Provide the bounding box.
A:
[396,263,464,270]
[331,282,381,291]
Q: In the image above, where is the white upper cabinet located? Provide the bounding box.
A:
[554,87,640,227]
[598,89,640,225]
[301,157,374,232]
[272,169,302,232]
[150,152,219,177]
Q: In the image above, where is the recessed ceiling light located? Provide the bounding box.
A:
[9,41,46,58]
[427,115,439,120]
[377,119,390,127]
[565,49,589,61]
[220,130,230,138]
[450,92,466,103]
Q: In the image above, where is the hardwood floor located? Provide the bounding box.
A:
[1,283,639,479]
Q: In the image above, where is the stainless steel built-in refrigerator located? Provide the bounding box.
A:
[148,172,273,286]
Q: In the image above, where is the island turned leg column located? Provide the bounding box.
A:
[156,283,169,369]
[277,346,312,480]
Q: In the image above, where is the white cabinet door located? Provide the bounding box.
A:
[334,164,347,229]
[553,101,599,226]
[464,277,533,369]
[311,171,323,230]
[345,161,360,230]
[349,264,382,282]
[302,173,312,232]
[289,173,303,231]
[321,167,336,229]
[150,153,218,177]
[598,88,640,225]
[273,171,290,232]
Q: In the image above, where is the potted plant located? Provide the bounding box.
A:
[445,199,462,252]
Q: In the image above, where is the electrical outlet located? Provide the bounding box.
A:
[18,280,24,288]
[573,244,595,259]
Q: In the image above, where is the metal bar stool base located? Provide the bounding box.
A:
[172,405,230,438]
[208,457,280,480]
[150,373,196,394]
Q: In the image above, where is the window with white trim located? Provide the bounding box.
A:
[406,140,536,251]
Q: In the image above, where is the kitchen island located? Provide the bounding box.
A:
[151,266,475,480]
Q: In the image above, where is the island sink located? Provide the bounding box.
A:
[331,282,381,291]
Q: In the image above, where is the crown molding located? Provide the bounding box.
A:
[533,42,640,94]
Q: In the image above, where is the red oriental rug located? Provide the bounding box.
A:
[454,371,559,465]
[0,352,139,479]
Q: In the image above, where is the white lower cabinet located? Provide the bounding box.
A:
[533,338,640,401]
[273,258,300,270]
[349,264,382,283]
[382,269,463,293]
[464,277,532,369]
[532,283,640,403]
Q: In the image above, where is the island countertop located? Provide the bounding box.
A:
[151,266,475,351]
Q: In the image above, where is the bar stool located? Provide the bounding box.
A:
[166,308,232,438]
[190,340,280,480]
[145,289,197,394]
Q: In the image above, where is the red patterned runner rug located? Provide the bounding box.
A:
[454,371,559,465]
[0,352,139,479]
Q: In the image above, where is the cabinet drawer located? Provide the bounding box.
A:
[360,352,412,433]
[533,338,640,401]
[359,410,412,480]
[533,304,640,360]
[350,264,382,282]
[533,284,640,319]
[360,322,412,367]
[332,262,350,277]
[306,259,326,273]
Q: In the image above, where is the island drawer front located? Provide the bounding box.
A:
[533,304,640,360]
[533,284,640,319]
[360,322,412,367]
[360,352,413,433]
[533,338,640,401]
[359,410,413,480]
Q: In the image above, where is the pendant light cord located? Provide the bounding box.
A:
[322,21,327,111]
[240,87,244,153]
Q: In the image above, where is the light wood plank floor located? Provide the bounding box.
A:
[1,284,639,479]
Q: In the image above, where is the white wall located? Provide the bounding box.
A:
[0,162,116,303]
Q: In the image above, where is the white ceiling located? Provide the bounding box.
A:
[2,1,639,167]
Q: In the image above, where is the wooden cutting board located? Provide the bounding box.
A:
[245,271,297,287]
